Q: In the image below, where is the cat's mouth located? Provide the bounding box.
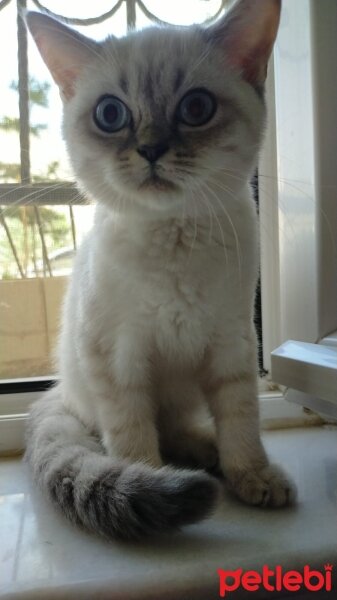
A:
[138,171,178,193]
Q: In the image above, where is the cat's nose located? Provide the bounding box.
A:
[137,143,169,163]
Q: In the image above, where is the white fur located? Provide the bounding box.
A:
[26,2,295,530]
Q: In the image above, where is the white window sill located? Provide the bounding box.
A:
[0,426,336,599]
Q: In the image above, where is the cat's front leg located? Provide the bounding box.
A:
[203,339,296,507]
[82,329,162,468]
[98,386,162,468]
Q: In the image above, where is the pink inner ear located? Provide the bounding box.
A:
[237,40,273,86]
[47,54,79,98]
[219,0,281,86]
[55,69,79,101]
[223,24,278,85]
[27,14,98,102]
[32,33,81,100]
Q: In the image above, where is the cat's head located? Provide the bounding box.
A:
[26,0,281,217]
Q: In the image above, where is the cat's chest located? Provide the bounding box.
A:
[96,219,243,363]
[138,227,225,362]
[147,265,215,361]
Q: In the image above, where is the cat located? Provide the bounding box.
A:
[25,0,296,540]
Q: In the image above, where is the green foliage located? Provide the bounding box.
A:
[3,205,70,248]
[10,77,51,108]
[0,79,72,279]
[0,116,20,133]
[0,76,56,180]
[1,77,51,138]
[0,115,47,137]
[0,161,21,182]
[32,161,60,183]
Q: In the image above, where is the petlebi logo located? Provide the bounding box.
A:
[217,564,333,597]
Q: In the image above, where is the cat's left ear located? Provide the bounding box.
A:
[26,12,100,101]
[207,0,281,87]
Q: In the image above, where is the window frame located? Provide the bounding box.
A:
[260,0,337,418]
[261,0,337,360]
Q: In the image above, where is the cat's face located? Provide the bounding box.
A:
[63,30,263,213]
[27,0,281,216]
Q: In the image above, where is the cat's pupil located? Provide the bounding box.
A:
[104,104,118,123]
[187,97,205,119]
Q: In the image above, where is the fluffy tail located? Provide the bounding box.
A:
[25,387,219,539]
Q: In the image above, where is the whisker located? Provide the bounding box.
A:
[204,180,242,285]
[198,182,230,269]
[200,187,214,246]
[199,164,313,251]
[186,195,198,264]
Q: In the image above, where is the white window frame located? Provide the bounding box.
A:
[260,0,337,418]
[2,0,336,453]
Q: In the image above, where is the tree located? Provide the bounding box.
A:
[0,77,52,182]
[0,77,71,278]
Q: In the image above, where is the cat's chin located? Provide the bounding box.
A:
[124,176,186,215]
[138,174,179,194]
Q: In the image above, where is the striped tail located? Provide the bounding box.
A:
[25,387,219,539]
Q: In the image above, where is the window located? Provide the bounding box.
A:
[260,0,337,418]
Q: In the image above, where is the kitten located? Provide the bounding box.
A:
[25,0,295,540]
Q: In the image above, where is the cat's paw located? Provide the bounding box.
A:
[228,464,296,507]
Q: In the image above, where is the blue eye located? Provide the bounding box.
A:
[94,95,131,133]
[177,89,216,127]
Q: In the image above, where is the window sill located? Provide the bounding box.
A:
[1,426,336,599]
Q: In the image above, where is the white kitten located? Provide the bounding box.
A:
[25,0,295,539]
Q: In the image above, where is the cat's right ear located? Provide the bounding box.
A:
[26,12,99,101]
